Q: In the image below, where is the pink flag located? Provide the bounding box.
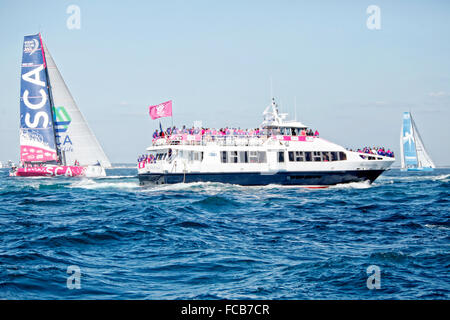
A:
[149,100,172,120]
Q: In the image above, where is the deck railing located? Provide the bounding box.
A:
[152,134,316,147]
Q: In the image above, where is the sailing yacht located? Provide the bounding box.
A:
[400,112,435,171]
[10,33,111,177]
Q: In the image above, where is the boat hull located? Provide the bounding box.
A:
[11,165,106,177]
[138,169,385,186]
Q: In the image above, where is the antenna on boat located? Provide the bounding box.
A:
[270,77,273,99]
[294,96,297,121]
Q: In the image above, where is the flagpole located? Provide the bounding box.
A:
[171,101,174,129]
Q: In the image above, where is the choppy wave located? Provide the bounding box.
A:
[69,178,139,190]
[432,174,450,182]
[331,180,373,189]
[0,168,449,299]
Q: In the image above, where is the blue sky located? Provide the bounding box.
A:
[0,0,449,165]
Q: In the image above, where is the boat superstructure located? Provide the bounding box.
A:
[10,33,111,177]
[137,98,395,186]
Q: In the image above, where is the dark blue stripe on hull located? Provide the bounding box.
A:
[138,170,385,186]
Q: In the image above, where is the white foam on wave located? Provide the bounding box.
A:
[69,178,139,190]
[140,181,343,195]
[376,173,450,184]
[432,174,450,182]
[330,180,372,189]
[98,175,136,179]
[425,224,450,231]
[140,181,241,194]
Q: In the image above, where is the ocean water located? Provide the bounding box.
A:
[0,166,448,300]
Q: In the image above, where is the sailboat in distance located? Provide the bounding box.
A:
[400,112,435,171]
[10,33,111,177]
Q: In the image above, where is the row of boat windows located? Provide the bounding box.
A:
[284,151,347,162]
[178,150,204,161]
[221,151,267,163]
[154,150,347,163]
[220,151,347,163]
[155,151,204,161]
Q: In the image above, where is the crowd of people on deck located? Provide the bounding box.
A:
[137,154,156,164]
[152,126,319,140]
[347,146,395,158]
[15,159,85,168]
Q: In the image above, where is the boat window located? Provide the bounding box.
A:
[258,151,267,163]
[192,152,203,161]
[221,151,227,163]
[292,128,298,136]
[285,128,291,136]
[288,151,294,162]
[280,128,286,135]
[339,152,347,161]
[295,151,305,162]
[229,151,238,163]
[313,151,322,162]
[278,151,285,163]
[249,151,258,163]
[305,152,312,162]
[331,152,338,161]
[239,151,248,163]
[288,151,342,162]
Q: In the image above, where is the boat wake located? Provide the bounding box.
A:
[140,181,243,194]
[377,173,450,184]
[432,174,450,182]
[139,180,374,193]
[424,224,450,231]
[69,178,139,190]
[96,175,136,179]
[330,180,372,189]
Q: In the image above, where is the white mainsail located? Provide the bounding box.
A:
[43,42,111,168]
[400,124,405,169]
[411,115,435,169]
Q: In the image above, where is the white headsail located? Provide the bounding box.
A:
[411,115,435,169]
[400,112,434,170]
[43,42,111,168]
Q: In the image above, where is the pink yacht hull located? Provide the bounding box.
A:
[12,165,86,177]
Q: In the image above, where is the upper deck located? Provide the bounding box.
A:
[151,133,318,148]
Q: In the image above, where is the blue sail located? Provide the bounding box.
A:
[19,33,57,163]
[401,112,418,168]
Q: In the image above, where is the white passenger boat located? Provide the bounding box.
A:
[137,98,395,186]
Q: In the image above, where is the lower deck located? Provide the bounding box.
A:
[138,169,385,186]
